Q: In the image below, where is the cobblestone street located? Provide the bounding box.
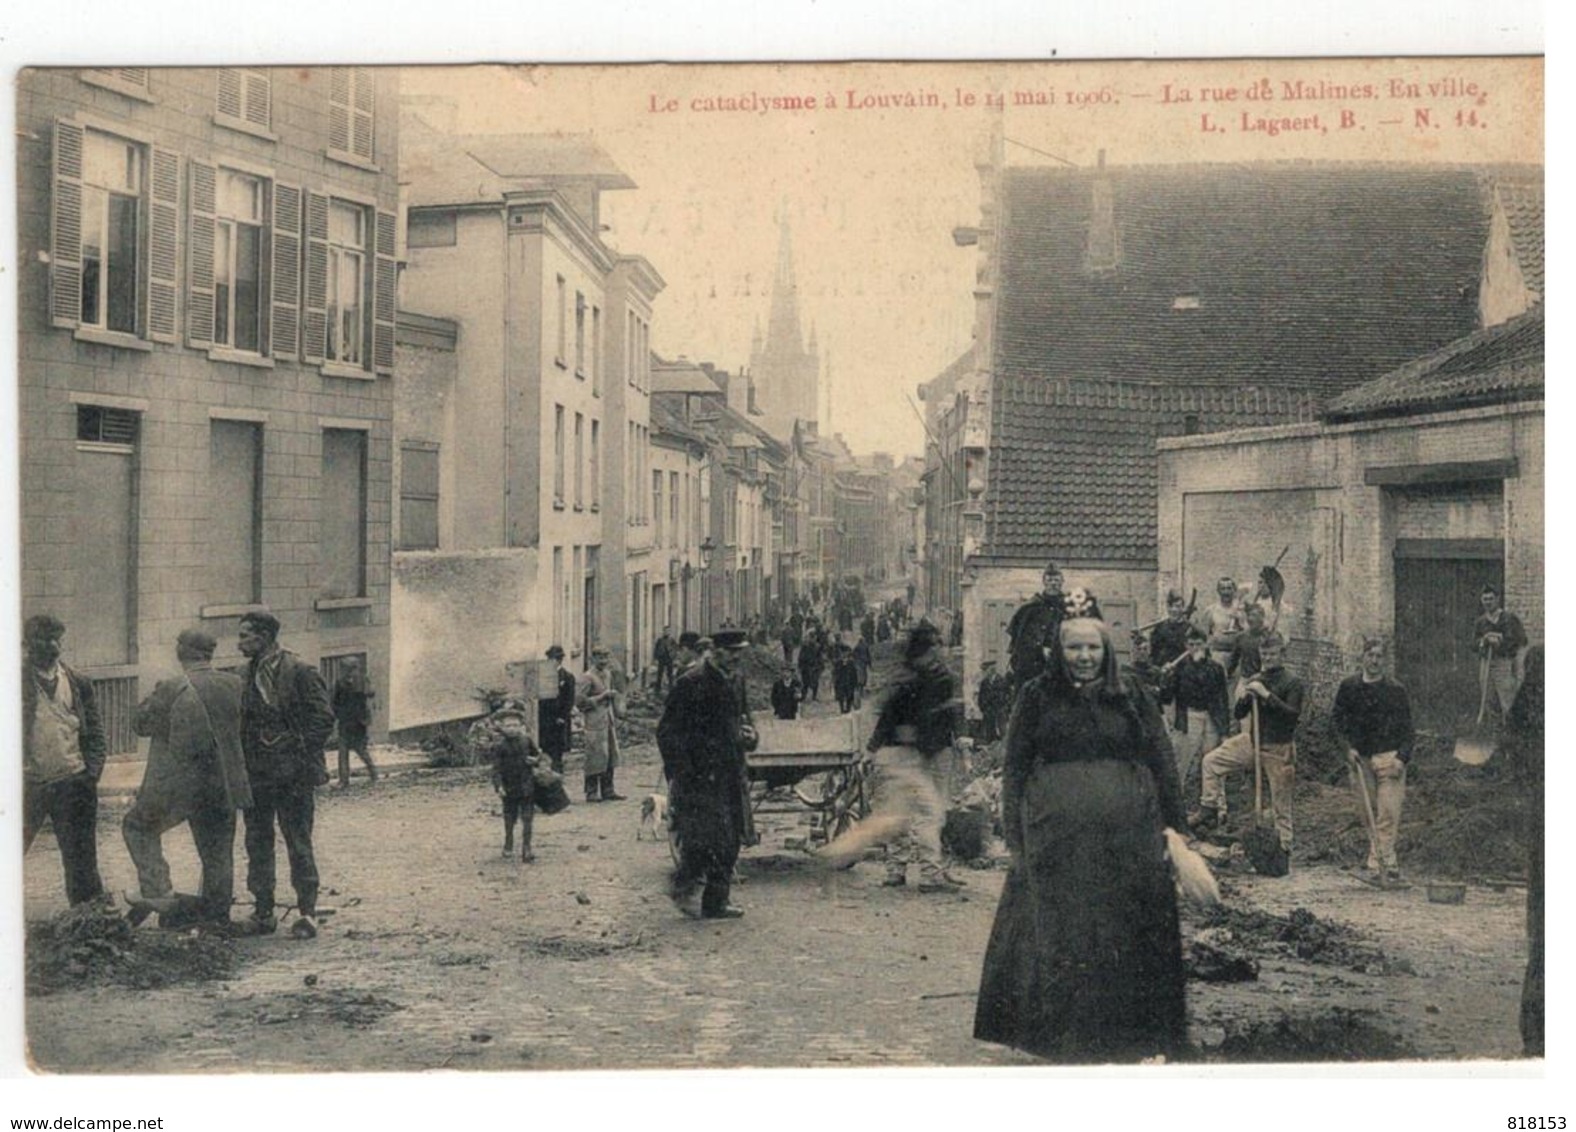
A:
[24,716,1530,1073]
[25,730,1040,1072]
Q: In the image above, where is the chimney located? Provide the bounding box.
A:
[1085,148,1119,272]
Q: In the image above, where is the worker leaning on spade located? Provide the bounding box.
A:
[1332,636,1415,889]
[1474,584,1528,723]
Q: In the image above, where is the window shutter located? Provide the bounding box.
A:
[271,183,302,359]
[186,159,217,347]
[49,119,85,328]
[147,147,180,343]
[373,209,397,374]
[217,69,244,120]
[328,69,352,155]
[352,68,375,161]
[243,69,271,129]
[302,190,329,363]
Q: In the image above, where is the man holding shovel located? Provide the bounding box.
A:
[1197,633,1303,865]
[1332,637,1415,889]
[1474,585,1527,723]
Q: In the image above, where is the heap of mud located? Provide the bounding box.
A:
[26,900,240,996]
[1188,904,1411,976]
[1207,1008,1415,1062]
[1293,734,1529,880]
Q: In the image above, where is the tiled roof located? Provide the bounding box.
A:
[1323,305,1544,422]
[989,378,1318,563]
[1496,179,1544,296]
[985,162,1519,563]
[995,163,1498,396]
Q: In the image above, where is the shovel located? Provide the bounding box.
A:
[1346,751,1382,877]
[1453,655,1496,766]
[1243,698,1289,877]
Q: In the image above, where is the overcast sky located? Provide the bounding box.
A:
[404,60,1540,459]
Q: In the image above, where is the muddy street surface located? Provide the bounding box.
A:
[22,649,1531,1072]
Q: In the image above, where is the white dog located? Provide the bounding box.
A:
[638,793,669,841]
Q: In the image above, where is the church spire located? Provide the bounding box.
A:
[766,211,805,355]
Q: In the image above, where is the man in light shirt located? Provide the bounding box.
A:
[22,614,108,907]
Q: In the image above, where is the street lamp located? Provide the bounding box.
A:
[699,536,716,570]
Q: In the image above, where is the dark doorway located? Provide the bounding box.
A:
[1393,541,1502,730]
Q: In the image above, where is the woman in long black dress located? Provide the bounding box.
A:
[974,616,1189,1063]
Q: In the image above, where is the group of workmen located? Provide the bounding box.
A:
[981,562,1532,890]
[22,610,375,937]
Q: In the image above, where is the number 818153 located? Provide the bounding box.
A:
[1509,1119,1566,1130]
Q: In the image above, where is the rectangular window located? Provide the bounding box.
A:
[399,443,440,550]
[320,429,368,600]
[329,66,375,163]
[326,200,367,365]
[80,131,142,334]
[555,275,567,366]
[574,291,587,376]
[574,412,585,509]
[572,545,584,654]
[553,404,566,504]
[590,419,601,509]
[217,68,272,131]
[214,170,266,352]
[670,471,680,548]
[210,420,262,605]
[653,470,664,544]
[591,305,602,394]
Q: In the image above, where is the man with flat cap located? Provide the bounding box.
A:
[123,629,252,929]
[22,613,108,907]
[657,627,757,919]
[538,645,575,775]
[237,610,335,939]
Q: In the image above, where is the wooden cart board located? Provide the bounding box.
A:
[750,713,864,758]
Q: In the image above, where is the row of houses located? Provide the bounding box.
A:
[918,128,1543,729]
[17,67,918,751]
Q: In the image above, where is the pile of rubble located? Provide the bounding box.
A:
[26,899,239,996]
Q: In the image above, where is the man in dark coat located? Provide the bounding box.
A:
[833,641,861,714]
[1149,590,1193,671]
[657,628,756,919]
[975,660,1009,744]
[652,627,677,694]
[237,610,336,939]
[798,629,824,702]
[123,629,252,929]
[22,614,107,907]
[537,645,575,774]
[771,666,802,720]
[1006,561,1102,691]
[332,657,378,787]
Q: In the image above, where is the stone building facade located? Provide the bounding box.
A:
[18,66,398,748]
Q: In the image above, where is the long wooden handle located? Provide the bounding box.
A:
[1251,698,1263,817]
[1476,654,1491,725]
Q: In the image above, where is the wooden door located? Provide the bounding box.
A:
[1394,549,1503,730]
